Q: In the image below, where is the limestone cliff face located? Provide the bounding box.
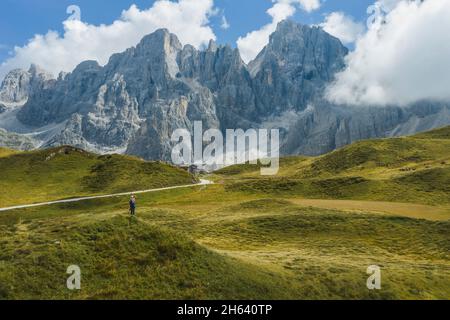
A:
[0,69,30,105]
[1,21,449,159]
[0,64,53,106]
[249,21,348,118]
[0,128,36,150]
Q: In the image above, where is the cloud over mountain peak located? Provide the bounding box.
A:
[326,0,450,106]
[0,0,216,80]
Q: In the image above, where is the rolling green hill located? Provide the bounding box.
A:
[0,216,304,300]
[0,146,196,207]
[0,147,19,158]
[217,126,450,206]
[0,184,448,300]
[0,128,449,300]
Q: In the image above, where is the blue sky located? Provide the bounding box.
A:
[0,0,373,64]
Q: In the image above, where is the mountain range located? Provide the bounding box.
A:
[0,20,449,160]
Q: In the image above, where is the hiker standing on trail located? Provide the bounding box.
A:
[129,195,136,216]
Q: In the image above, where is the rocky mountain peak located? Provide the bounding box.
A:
[273,19,304,36]
[207,39,218,52]
[2,19,449,161]
[136,28,182,56]
[253,21,348,72]
[28,63,53,80]
[248,21,349,117]
[0,64,53,106]
[0,69,30,104]
[72,60,101,73]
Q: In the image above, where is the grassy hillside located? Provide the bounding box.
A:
[0,128,449,300]
[217,126,450,206]
[0,215,304,300]
[414,126,450,139]
[0,147,19,158]
[0,146,196,207]
[0,184,448,300]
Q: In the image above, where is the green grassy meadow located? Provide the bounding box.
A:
[0,128,449,300]
[217,126,450,206]
[0,146,196,207]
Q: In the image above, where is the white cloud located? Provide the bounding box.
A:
[0,0,217,80]
[237,0,321,64]
[296,0,322,12]
[377,0,403,12]
[221,15,230,30]
[320,12,364,44]
[326,0,450,106]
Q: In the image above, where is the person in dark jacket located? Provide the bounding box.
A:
[129,195,136,216]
